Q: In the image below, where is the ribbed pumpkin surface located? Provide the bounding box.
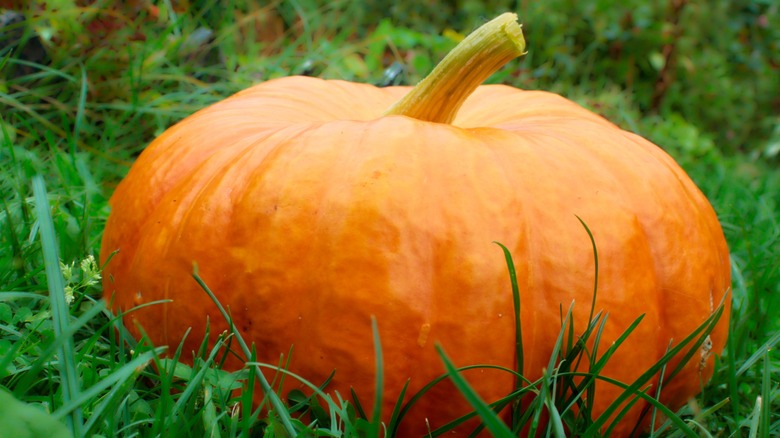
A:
[101,75,730,435]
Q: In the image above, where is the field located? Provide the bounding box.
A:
[1,1,778,436]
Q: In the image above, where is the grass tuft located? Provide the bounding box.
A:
[32,175,84,436]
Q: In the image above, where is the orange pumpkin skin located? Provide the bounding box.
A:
[101,76,731,435]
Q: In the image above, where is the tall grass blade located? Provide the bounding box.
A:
[494,242,523,383]
[649,340,674,436]
[192,267,297,436]
[662,294,729,386]
[759,348,770,437]
[0,291,49,301]
[435,344,513,437]
[202,383,221,438]
[368,316,384,437]
[70,66,88,159]
[395,362,524,431]
[386,379,410,436]
[428,388,528,435]
[577,311,609,422]
[0,334,23,380]
[589,314,644,374]
[495,241,531,433]
[350,387,368,420]
[241,345,259,435]
[0,49,9,71]
[530,303,573,437]
[748,395,761,438]
[574,215,599,329]
[32,175,84,436]
[737,331,780,376]
[248,363,350,421]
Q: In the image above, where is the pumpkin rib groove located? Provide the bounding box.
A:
[116,123,320,347]
[473,130,539,388]
[152,147,260,347]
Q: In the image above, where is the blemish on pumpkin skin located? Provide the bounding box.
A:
[699,335,713,372]
[417,323,431,347]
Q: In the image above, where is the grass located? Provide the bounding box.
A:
[1,1,779,436]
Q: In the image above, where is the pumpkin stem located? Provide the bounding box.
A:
[384,13,526,124]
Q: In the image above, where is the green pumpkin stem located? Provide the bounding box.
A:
[384,13,526,124]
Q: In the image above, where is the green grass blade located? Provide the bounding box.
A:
[368,316,384,437]
[546,396,566,438]
[192,267,297,436]
[493,242,524,383]
[70,66,88,159]
[662,305,725,385]
[435,344,513,437]
[0,333,24,380]
[747,394,761,438]
[530,303,573,437]
[248,363,345,416]
[591,313,645,372]
[202,382,222,438]
[240,345,259,435]
[0,291,49,301]
[580,311,609,421]
[0,49,9,71]
[427,387,533,436]
[395,363,525,430]
[726,328,740,424]
[350,387,368,419]
[759,348,770,437]
[32,175,84,437]
[737,331,780,376]
[495,241,531,433]
[649,340,674,436]
[574,215,599,333]
[386,379,410,436]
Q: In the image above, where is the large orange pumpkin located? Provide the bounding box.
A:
[101,14,731,436]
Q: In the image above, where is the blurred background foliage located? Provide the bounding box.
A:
[1,0,777,160]
[378,0,779,160]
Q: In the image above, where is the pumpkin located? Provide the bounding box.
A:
[101,14,731,436]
